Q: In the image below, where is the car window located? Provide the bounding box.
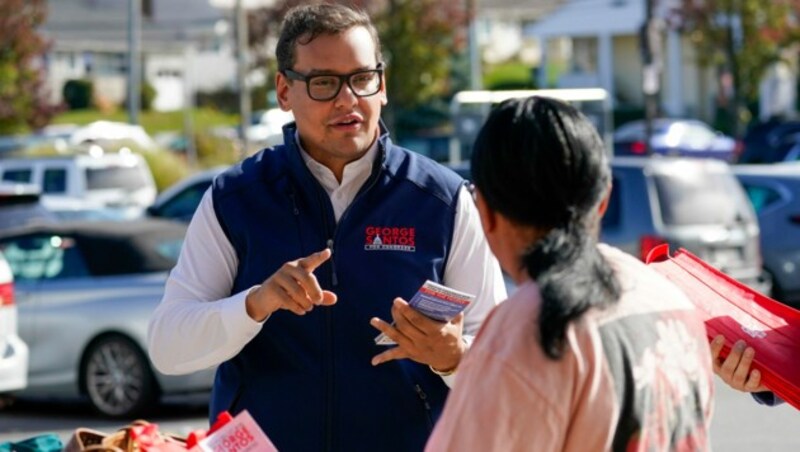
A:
[86,166,148,191]
[740,183,782,213]
[2,169,32,183]
[156,181,211,220]
[652,170,752,226]
[0,235,89,281]
[42,168,67,194]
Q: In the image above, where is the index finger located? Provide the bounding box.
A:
[297,248,332,272]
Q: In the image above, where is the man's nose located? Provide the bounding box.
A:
[333,81,358,107]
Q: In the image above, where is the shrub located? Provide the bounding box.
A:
[63,79,94,110]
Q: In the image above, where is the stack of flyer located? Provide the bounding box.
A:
[375,280,475,346]
[646,245,800,410]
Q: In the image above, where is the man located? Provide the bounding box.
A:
[147,4,505,451]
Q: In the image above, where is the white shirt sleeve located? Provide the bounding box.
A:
[439,185,507,386]
[147,189,263,375]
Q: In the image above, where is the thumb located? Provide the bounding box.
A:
[451,312,464,326]
[298,248,332,272]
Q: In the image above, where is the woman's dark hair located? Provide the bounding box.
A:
[471,96,621,360]
[276,3,382,73]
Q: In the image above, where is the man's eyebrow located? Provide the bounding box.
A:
[303,66,375,76]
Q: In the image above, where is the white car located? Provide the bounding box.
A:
[0,249,29,393]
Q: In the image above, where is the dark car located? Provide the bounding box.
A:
[603,157,769,293]
[733,163,800,307]
[613,119,740,162]
[146,167,225,222]
[738,119,800,164]
[0,219,214,417]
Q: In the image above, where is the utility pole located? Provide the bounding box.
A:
[640,0,662,155]
[466,0,481,90]
[235,0,251,159]
[127,0,141,125]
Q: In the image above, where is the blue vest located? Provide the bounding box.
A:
[209,124,464,452]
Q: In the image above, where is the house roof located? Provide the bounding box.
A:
[42,0,226,53]
[523,0,645,37]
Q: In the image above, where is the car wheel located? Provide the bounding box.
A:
[82,335,157,418]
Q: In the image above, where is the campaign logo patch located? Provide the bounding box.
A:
[364,226,415,252]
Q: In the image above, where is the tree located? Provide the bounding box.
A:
[678,0,800,134]
[0,0,58,134]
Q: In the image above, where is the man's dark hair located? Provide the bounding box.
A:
[276,3,382,73]
[471,96,621,360]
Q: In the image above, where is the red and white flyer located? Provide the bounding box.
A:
[374,280,475,346]
[192,410,278,452]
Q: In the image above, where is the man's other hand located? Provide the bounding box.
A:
[369,298,465,373]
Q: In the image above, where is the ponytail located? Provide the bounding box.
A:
[523,225,620,359]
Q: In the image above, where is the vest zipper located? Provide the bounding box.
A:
[288,191,300,216]
[326,239,338,286]
[414,384,434,430]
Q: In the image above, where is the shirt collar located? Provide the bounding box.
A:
[295,131,379,193]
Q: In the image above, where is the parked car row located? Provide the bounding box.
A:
[449,156,773,298]
[0,219,215,417]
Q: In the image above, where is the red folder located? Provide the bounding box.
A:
[645,244,800,410]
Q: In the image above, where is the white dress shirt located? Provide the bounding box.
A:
[147,139,506,387]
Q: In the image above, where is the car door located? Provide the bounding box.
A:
[0,233,90,390]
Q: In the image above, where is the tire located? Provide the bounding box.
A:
[81,335,158,418]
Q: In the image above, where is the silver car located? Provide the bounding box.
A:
[0,249,28,393]
[602,157,770,294]
[0,219,214,417]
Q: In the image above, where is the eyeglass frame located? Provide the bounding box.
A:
[281,63,386,102]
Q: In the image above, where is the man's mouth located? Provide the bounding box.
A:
[330,115,363,130]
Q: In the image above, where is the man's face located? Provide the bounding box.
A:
[276,26,387,169]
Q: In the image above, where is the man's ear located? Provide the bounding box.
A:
[379,74,388,106]
[276,72,291,111]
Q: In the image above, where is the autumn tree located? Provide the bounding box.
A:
[0,0,58,134]
[678,0,800,134]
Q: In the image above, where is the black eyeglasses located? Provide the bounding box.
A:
[282,63,385,101]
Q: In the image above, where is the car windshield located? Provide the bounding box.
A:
[86,166,147,191]
[653,169,753,226]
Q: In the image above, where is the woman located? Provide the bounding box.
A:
[426,97,714,451]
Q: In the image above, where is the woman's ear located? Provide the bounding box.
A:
[476,191,497,234]
[597,183,612,218]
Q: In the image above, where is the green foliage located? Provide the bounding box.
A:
[139,148,191,191]
[141,80,156,111]
[0,0,58,133]
[50,108,238,136]
[376,0,467,112]
[63,79,94,110]
[194,131,240,168]
[680,0,800,103]
[483,61,536,90]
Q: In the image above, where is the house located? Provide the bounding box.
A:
[523,0,717,121]
[475,0,563,66]
[41,0,237,111]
